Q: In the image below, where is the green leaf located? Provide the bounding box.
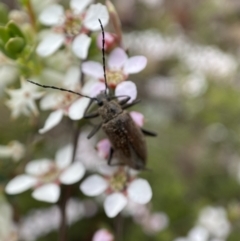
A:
[0,39,6,53]
[5,37,25,56]
[0,39,15,59]
[7,21,24,39]
[0,3,9,25]
[0,26,9,43]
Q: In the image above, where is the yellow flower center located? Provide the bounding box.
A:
[63,12,82,38]
[39,164,60,183]
[109,171,127,192]
[106,70,125,87]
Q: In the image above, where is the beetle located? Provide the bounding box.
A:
[28,19,156,170]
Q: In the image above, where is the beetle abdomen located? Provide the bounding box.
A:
[102,111,147,170]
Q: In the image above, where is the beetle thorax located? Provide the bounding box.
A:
[98,100,122,122]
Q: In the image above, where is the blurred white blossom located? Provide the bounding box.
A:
[174,206,231,241]
[6,79,44,118]
[5,144,85,203]
[0,140,25,162]
[125,30,237,79]
[0,198,18,241]
[197,206,231,239]
[37,1,109,58]
[19,199,95,241]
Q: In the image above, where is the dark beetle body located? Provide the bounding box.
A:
[95,93,147,170]
[86,92,147,170]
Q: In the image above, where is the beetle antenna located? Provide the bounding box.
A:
[98,19,108,95]
[27,80,96,100]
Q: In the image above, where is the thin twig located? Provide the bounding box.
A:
[58,123,80,241]
[115,213,124,241]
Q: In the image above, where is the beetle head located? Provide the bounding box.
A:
[96,91,122,122]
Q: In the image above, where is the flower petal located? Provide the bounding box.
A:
[129,111,144,127]
[63,66,81,90]
[83,3,109,31]
[123,56,147,74]
[188,226,209,241]
[104,193,127,218]
[25,159,53,175]
[68,97,90,120]
[115,81,137,103]
[39,109,64,134]
[60,162,85,185]
[40,93,59,110]
[5,175,37,194]
[55,144,73,169]
[90,82,106,97]
[82,61,104,79]
[39,4,64,26]
[80,174,108,196]
[72,33,91,59]
[96,139,111,159]
[127,178,152,204]
[108,48,128,70]
[70,0,93,14]
[32,183,60,203]
[36,33,64,57]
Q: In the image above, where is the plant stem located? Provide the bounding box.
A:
[115,213,124,241]
[58,187,68,241]
[58,123,80,241]
[26,0,37,31]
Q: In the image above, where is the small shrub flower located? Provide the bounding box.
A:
[37,1,109,58]
[6,79,44,118]
[80,166,152,218]
[5,145,85,203]
[82,47,147,88]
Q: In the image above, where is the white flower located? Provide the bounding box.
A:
[125,201,168,235]
[37,1,109,58]
[82,47,147,88]
[197,206,231,239]
[38,67,95,133]
[0,64,18,97]
[187,226,209,241]
[74,130,108,171]
[80,167,152,218]
[6,79,44,118]
[5,145,85,203]
[0,140,25,162]
[0,198,18,241]
[182,73,208,98]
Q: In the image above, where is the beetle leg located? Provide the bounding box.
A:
[87,122,102,139]
[84,98,95,115]
[141,128,157,137]
[122,99,141,109]
[118,96,131,105]
[84,111,99,119]
[107,147,114,165]
[107,148,126,166]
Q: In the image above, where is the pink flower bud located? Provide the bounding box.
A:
[92,229,114,241]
